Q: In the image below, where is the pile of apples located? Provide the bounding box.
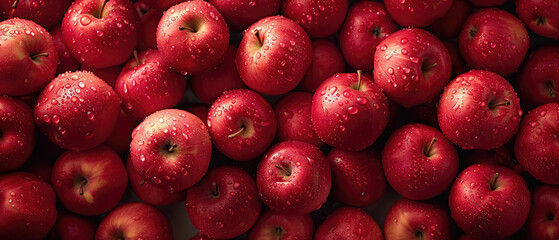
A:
[1,0,558,239]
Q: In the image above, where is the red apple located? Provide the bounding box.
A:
[207,89,277,161]
[156,0,229,75]
[315,207,382,240]
[248,210,313,240]
[0,0,71,29]
[442,40,469,77]
[516,0,559,39]
[34,71,121,151]
[236,15,312,95]
[0,172,57,240]
[104,110,138,154]
[134,2,162,50]
[80,65,122,89]
[186,166,261,239]
[189,233,213,240]
[256,140,331,214]
[438,70,522,150]
[130,109,211,192]
[139,0,182,10]
[0,95,35,172]
[62,0,140,68]
[468,0,509,6]
[449,164,531,239]
[50,25,80,74]
[429,0,473,39]
[384,0,453,27]
[525,185,559,240]
[95,202,173,240]
[209,0,281,30]
[299,39,346,93]
[515,103,559,185]
[373,28,452,108]
[274,91,322,147]
[281,0,348,38]
[459,8,529,76]
[0,18,58,96]
[328,148,386,207]
[126,157,184,206]
[517,45,559,107]
[311,72,389,151]
[185,103,210,124]
[50,212,97,240]
[383,123,459,200]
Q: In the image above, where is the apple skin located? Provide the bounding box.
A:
[95,202,173,240]
[80,65,121,89]
[207,89,277,161]
[190,45,247,105]
[384,0,453,27]
[34,71,121,151]
[514,103,559,185]
[50,25,80,74]
[384,199,454,240]
[468,0,509,6]
[156,0,229,75]
[62,0,140,68]
[104,110,138,154]
[185,103,210,123]
[449,164,531,239]
[274,91,322,147]
[209,0,281,30]
[429,0,473,39]
[339,1,399,71]
[186,166,261,239]
[135,2,162,50]
[465,147,525,176]
[189,233,213,240]
[248,210,313,240]
[115,49,187,121]
[525,185,559,240]
[373,28,452,108]
[130,109,211,192]
[442,40,469,77]
[21,153,54,183]
[516,0,559,39]
[281,0,348,38]
[383,123,459,200]
[459,8,529,76]
[404,96,440,128]
[126,157,184,206]
[315,207,382,240]
[299,39,346,93]
[438,70,522,150]
[50,212,97,240]
[517,45,559,107]
[0,0,71,30]
[0,95,36,172]
[311,73,389,151]
[139,0,183,10]
[0,18,58,96]
[256,140,331,214]
[236,15,312,95]
[0,172,57,240]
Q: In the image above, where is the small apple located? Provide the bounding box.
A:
[516,0,559,39]
[384,0,453,27]
[517,45,559,107]
[274,91,322,147]
[126,157,184,206]
[0,0,71,29]
[299,39,346,93]
[248,210,313,240]
[50,212,97,240]
[429,0,473,39]
[0,95,36,172]
[50,25,80,74]
[525,185,559,240]
[281,0,348,38]
[134,2,162,50]
[209,0,281,30]
[315,207,382,240]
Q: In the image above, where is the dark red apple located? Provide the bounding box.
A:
[299,39,346,93]
[281,0,348,38]
[315,207,382,240]
[274,91,322,147]
[465,147,525,175]
[516,0,559,39]
[50,25,80,74]
[525,185,559,240]
[135,2,162,50]
[50,212,97,240]
[442,40,469,77]
[429,0,473,39]
[0,95,35,172]
[248,210,313,240]
[189,233,213,240]
[468,0,509,7]
[126,157,184,206]
[384,0,453,27]
[0,0,71,29]
[21,153,54,183]
[104,110,138,154]
[209,0,281,30]
[81,65,122,89]
[185,103,210,124]
[517,45,559,107]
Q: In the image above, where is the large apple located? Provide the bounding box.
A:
[384,199,454,240]
[209,0,281,30]
[126,157,184,206]
[274,91,322,147]
[0,0,71,29]
[315,207,382,240]
[299,39,346,93]
[248,210,313,240]
[281,0,348,38]
[517,45,559,107]
[525,185,559,240]
[429,0,473,39]
[384,0,453,27]
[0,95,35,172]
[516,0,559,39]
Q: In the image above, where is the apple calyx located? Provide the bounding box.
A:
[11,0,18,9]
[273,226,286,239]
[423,138,437,157]
[489,172,500,190]
[228,126,245,139]
[275,165,292,177]
[31,52,49,60]
[546,81,556,98]
[210,182,220,198]
[536,16,547,26]
[371,26,382,37]
[79,178,88,196]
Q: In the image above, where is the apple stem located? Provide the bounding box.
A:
[79,178,87,196]
[489,173,500,190]
[211,182,219,197]
[98,0,109,19]
[254,29,263,46]
[31,52,49,59]
[179,26,195,32]
[168,143,177,153]
[227,126,245,139]
[415,231,424,240]
[489,101,510,109]
[275,165,291,176]
[536,16,546,26]
[356,70,362,90]
[424,138,437,157]
[133,50,140,65]
[275,226,285,239]
[11,0,18,8]
[547,81,556,98]
[371,26,382,37]
[422,61,438,72]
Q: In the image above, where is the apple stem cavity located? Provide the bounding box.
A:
[253,29,263,47]
[371,26,382,37]
[168,143,177,153]
[415,231,424,240]
[179,25,196,32]
[227,126,245,139]
[469,27,478,38]
[275,165,291,177]
[536,16,547,26]
[422,61,438,72]
[210,182,220,198]
[424,138,437,157]
[546,81,556,98]
[79,178,87,196]
[31,52,49,60]
[489,173,500,190]
[274,226,285,239]
[11,0,18,9]
[489,101,510,109]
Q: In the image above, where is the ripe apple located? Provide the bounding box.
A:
[80,65,122,89]
[248,210,313,240]
[429,0,473,39]
[50,25,80,74]
[207,89,277,161]
[438,70,522,150]
[281,0,348,38]
[0,172,57,240]
[130,109,211,192]
[236,15,312,95]
[468,0,510,6]
[517,45,559,107]
[442,40,469,77]
[135,2,162,50]
[0,95,36,172]
[516,0,559,39]
[34,71,121,151]
[525,185,559,240]
[449,164,531,239]
[339,1,399,71]
[104,110,138,154]
[459,8,529,76]
[0,18,58,96]
[515,103,559,185]
[185,103,210,124]
[186,166,261,239]
[139,0,182,10]
[0,0,71,29]
[315,207,382,240]
[299,39,346,93]
[62,0,140,68]
[209,0,281,30]
[156,0,229,75]
[311,72,389,151]
[373,28,452,108]
[384,0,453,27]
[256,140,331,214]
[95,202,173,240]
[50,212,97,240]
[274,91,322,147]
[126,157,184,206]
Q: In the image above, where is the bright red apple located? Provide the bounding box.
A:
[104,110,138,154]
[429,0,473,39]
[516,0,559,39]
[299,39,346,93]
[50,25,80,74]
[50,212,97,240]
[0,95,35,172]
[126,157,184,206]
[517,45,559,107]
[209,0,281,30]
[274,91,322,147]
[248,210,313,240]
[384,0,453,27]
[281,0,348,38]
[0,0,71,29]
[134,2,162,50]
[315,207,382,240]
[525,184,559,240]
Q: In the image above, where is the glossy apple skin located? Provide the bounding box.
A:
[315,207,382,240]
[135,2,162,50]
[459,8,529,76]
[131,109,211,192]
[438,70,522,150]
[311,73,389,151]
[274,92,322,147]
[104,110,138,154]
[515,103,559,184]
[207,89,277,161]
[0,0,71,29]
[139,0,182,10]
[299,39,346,93]
[80,65,121,89]
[156,0,229,75]
[248,210,313,240]
[50,25,80,74]
[190,45,247,105]
[0,172,57,240]
[516,0,559,39]
[526,185,559,240]
[429,0,473,39]
[51,212,97,240]
[449,164,531,239]
[281,0,348,38]
[185,103,210,123]
[374,28,452,108]
[126,157,184,206]
[339,1,399,71]
[517,45,559,107]
[95,202,173,240]
[115,49,187,121]
[256,140,331,214]
[62,0,140,68]
[384,199,454,240]
[236,15,312,95]
[0,18,58,96]
[209,0,281,30]
[385,0,453,27]
[187,166,261,239]
[0,95,36,172]
[383,123,459,200]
